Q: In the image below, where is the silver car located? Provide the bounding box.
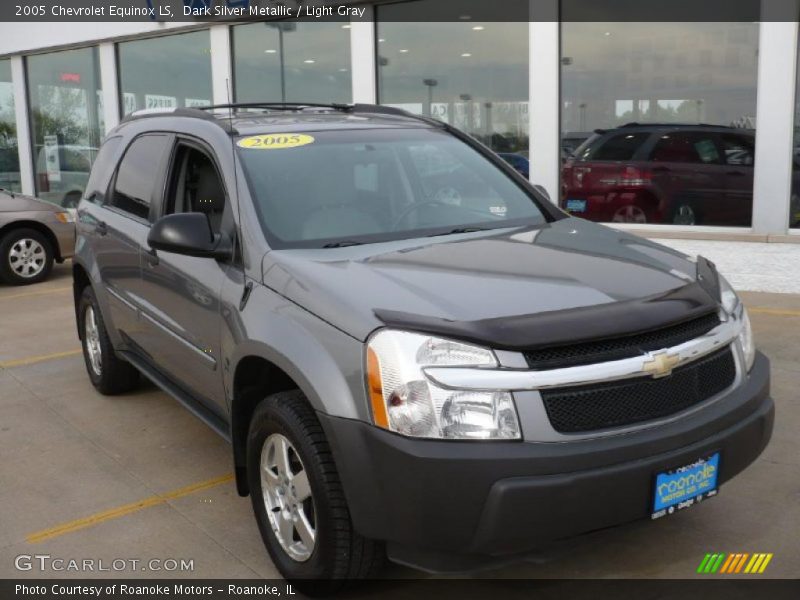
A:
[0,188,75,285]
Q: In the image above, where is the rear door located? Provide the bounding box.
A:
[719,132,755,226]
[135,138,233,413]
[647,130,726,225]
[86,134,172,340]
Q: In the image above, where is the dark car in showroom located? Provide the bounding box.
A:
[561,124,762,226]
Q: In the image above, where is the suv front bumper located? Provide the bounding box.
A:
[319,352,773,572]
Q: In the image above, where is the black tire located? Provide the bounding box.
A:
[247,390,384,594]
[78,286,139,395]
[0,227,53,285]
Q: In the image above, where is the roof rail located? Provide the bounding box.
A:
[620,122,735,129]
[197,102,352,113]
[123,106,217,122]
[118,102,445,133]
[199,101,446,128]
[119,105,236,132]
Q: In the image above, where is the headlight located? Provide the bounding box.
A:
[366,330,521,440]
[719,275,739,316]
[719,275,755,372]
[739,307,756,372]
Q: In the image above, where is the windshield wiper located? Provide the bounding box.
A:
[322,241,364,248]
[428,227,488,237]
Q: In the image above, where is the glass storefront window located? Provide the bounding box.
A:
[561,23,759,227]
[27,47,102,207]
[791,43,800,229]
[233,22,351,104]
[376,5,528,165]
[0,59,21,193]
[118,30,212,115]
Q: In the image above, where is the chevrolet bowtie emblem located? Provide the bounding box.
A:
[642,351,681,378]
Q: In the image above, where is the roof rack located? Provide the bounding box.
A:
[197,102,353,113]
[118,102,445,133]
[620,122,735,129]
[123,106,218,122]
[198,102,445,128]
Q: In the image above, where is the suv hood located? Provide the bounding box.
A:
[262,218,718,346]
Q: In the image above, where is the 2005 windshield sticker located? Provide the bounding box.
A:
[237,134,315,150]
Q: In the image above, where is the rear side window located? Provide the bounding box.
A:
[720,133,755,166]
[111,135,170,220]
[650,132,721,164]
[84,137,122,204]
[577,132,649,161]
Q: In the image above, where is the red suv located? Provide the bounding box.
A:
[561,124,757,226]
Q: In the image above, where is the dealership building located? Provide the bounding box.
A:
[0,0,799,241]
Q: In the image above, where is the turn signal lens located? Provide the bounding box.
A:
[55,211,76,224]
[367,347,389,429]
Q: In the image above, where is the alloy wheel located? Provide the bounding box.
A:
[673,204,696,226]
[612,205,647,223]
[260,433,316,562]
[84,306,103,376]
[8,238,46,279]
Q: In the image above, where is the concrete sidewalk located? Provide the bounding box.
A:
[653,238,800,295]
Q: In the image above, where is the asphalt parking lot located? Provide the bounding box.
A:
[0,262,798,584]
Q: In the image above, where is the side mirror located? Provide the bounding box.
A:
[147,213,232,260]
[532,184,551,202]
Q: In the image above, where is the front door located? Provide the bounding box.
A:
[136,140,234,413]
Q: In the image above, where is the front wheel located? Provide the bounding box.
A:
[0,228,53,285]
[78,286,139,395]
[247,390,384,593]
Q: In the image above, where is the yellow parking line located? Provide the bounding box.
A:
[748,307,800,318]
[0,286,71,301]
[0,349,82,369]
[27,473,234,544]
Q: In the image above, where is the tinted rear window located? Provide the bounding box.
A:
[111,135,171,220]
[84,137,122,203]
[576,132,650,161]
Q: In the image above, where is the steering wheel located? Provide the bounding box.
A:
[390,200,450,230]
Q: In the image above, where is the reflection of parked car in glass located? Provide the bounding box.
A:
[35,145,97,208]
[562,124,758,226]
[0,188,75,285]
[497,152,529,178]
[561,131,591,158]
[0,146,21,191]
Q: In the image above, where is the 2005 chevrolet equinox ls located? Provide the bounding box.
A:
[72,103,773,591]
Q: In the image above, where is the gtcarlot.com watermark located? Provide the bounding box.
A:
[15,554,194,573]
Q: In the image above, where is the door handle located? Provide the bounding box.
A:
[144,247,159,267]
[726,171,747,177]
[651,166,670,173]
[95,221,107,236]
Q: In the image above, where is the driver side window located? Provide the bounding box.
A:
[165,144,228,236]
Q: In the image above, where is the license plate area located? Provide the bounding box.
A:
[566,199,587,213]
[651,452,720,519]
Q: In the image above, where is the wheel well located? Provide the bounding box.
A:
[0,220,62,261]
[231,356,302,496]
[72,263,91,339]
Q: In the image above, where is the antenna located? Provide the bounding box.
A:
[225,79,251,306]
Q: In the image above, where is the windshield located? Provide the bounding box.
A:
[237,128,548,249]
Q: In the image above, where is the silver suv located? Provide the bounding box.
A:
[72,103,773,592]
